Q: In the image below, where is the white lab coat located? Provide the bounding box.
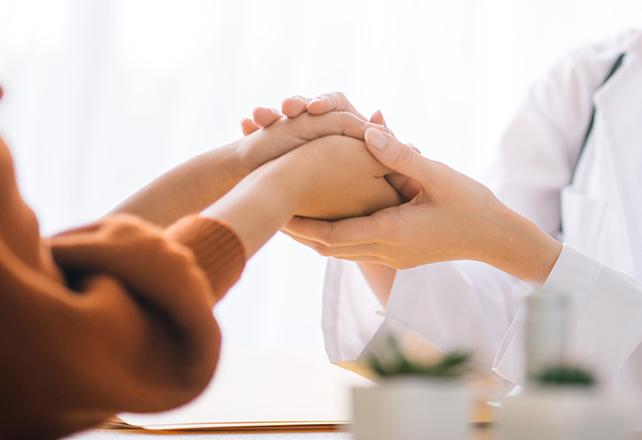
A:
[322,30,642,404]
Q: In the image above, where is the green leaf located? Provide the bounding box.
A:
[363,336,471,379]
[534,365,596,388]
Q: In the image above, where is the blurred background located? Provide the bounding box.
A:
[0,0,640,354]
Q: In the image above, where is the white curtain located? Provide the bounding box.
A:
[0,0,640,351]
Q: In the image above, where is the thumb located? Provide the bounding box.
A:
[364,128,433,184]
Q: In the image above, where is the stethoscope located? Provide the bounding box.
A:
[569,52,627,182]
[559,52,626,235]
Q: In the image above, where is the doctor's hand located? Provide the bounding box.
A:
[283,129,563,283]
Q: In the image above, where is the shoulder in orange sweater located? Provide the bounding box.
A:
[0,138,245,438]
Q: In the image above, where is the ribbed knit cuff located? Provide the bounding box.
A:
[166,216,246,303]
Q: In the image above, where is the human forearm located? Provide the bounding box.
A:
[285,128,563,284]
[358,263,397,306]
[113,111,374,227]
[113,142,247,227]
[353,205,559,302]
[204,134,399,259]
[202,159,302,258]
[483,203,562,283]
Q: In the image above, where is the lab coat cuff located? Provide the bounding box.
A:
[542,243,603,305]
[492,244,602,384]
[494,244,642,384]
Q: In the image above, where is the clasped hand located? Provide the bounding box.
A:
[240,114,401,221]
[242,92,562,285]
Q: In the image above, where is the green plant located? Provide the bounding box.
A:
[365,336,471,379]
[533,365,596,388]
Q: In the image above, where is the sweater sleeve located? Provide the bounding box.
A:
[165,215,246,304]
[0,211,245,438]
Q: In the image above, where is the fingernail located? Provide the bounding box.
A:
[309,98,322,105]
[365,128,388,150]
[365,122,387,132]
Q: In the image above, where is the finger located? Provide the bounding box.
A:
[364,122,390,134]
[283,215,387,247]
[252,107,282,127]
[407,143,421,154]
[335,255,389,264]
[281,96,311,118]
[385,173,422,201]
[241,118,261,136]
[282,230,386,259]
[369,110,397,138]
[364,128,438,186]
[285,111,370,142]
[370,110,386,126]
[307,92,367,120]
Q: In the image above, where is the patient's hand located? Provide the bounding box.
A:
[203,133,401,257]
[261,134,401,220]
[241,92,386,135]
[238,110,375,174]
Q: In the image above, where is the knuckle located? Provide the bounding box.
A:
[333,111,361,130]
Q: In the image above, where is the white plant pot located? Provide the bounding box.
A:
[495,388,634,440]
[352,377,472,440]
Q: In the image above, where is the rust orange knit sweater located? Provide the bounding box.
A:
[0,138,246,438]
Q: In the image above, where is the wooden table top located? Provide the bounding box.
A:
[69,426,493,440]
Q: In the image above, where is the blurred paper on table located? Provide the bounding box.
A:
[119,347,373,430]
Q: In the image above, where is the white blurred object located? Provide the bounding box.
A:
[120,347,372,429]
[524,290,570,381]
[496,388,635,440]
[352,378,471,440]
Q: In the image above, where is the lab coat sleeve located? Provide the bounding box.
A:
[323,256,530,369]
[493,244,642,387]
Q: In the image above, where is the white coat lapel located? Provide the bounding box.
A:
[595,43,642,278]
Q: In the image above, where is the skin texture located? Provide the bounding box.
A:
[114,111,385,227]
[277,136,400,220]
[3,82,400,284]
[240,92,408,304]
[114,107,401,259]
[252,91,562,306]
[285,128,562,283]
[204,134,401,258]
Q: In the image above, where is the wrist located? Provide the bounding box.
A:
[227,138,256,178]
[196,140,252,195]
[484,202,562,282]
[253,158,307,217]
[201,162,303,258]
[234,131,271,176]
